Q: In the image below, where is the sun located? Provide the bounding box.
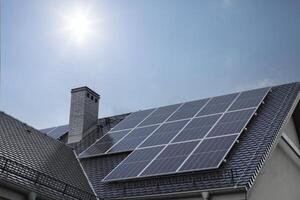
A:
[62,7,94,44]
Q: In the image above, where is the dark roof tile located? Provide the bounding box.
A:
[0,112,95,199]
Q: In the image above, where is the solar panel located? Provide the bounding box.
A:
[103,146,164,181]
[111,109,155,131]
[141,141,199,176]
[167,99,209,122]
[138,104,182,127]
[102,87,270,181]
[108,125,159,153]
[172,114,221,142]
[179,134,239,172]
[48,125,69,139]
[40,127,56,134]
[139,120,189,147]
[207,108,255,137]
[197,93,238,116]
[40,125,69,139]
[229,87,269,111]
[79,130,131,157]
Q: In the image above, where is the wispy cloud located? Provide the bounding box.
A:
[234,78,279,91]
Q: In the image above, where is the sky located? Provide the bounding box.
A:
[0,0,299,129]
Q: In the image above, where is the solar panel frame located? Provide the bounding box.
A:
[172,114,222,143]
[140,141,199,176]
[111,109,155,131]
[173,92,242,172]
[228,87,270,111]
[103,146,165,181]
[138,104,183,127]
[103,103,187,181]
[134,93,240,178]
[139,119,190,147]
[105,103,184,154]
[78,129,131,158]
[107,125,159,154]
[197,93,239,116]
[133,99,213,177]
[174,88,270,173]
[178,134,239,172]
[167,99,209,122]
[206,108,256,138]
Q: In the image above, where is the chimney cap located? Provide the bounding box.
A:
[71,86,100,98]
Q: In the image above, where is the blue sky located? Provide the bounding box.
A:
[1,0,299,129]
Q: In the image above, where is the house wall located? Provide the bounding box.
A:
[284,118,300,149]
[247,135,300,200]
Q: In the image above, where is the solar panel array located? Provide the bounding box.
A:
[40,125,69,139]
[79,87,270,181]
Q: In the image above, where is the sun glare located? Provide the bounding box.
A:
[62,7,94,44]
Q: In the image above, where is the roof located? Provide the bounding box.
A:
[0,112,95,199]
[77,82,300,199]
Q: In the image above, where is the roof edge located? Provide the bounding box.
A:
[244,88,300,190]
[108,186,246,200]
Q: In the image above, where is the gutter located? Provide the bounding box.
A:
[105,186,247,200]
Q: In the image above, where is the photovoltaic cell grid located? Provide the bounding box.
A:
[111,109,155,131]
[138,104,182,127]
[207,108,256,137]
[40,125,69,139]
[172,114,221,142]
[141,141,199,175]
[167,99,209,122]
[103,87,270,181]
[108,125,159,153]
[179,134,239,172]
[103,146,164,180]
[228,87,270,111]
[139,120,189,147]
[197,93,238,116]
[79,130,131,157]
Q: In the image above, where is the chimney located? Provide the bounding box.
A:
[68,86,100,143]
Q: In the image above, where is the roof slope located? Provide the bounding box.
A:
[80,82,300,199]
[0,112,95,199]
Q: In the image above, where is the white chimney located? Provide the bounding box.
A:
[68,86,100,143]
